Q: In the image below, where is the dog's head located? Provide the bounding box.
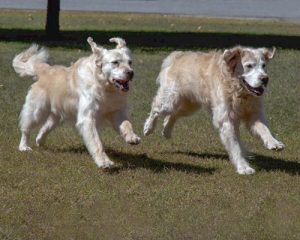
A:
[223,46,276,97]
[87,37,134,92]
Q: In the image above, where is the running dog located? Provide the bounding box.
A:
[13,37,140,168]
[144,46,284,174]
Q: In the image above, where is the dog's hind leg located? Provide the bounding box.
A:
[162,114,177,139]
[162,100,199,139]
[19,89,49,151]
[144,85,180,136]
[36,114,59,147]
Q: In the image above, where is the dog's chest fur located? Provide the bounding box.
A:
[76,86,127,125]
[230,93,261,120]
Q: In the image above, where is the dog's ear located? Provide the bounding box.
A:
[223,46,243,73]
[109,37,127,49]
[87,37,104,56]
[261,47,276,61]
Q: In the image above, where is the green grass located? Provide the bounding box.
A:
[0,11,300,240]
[1,10,300,35]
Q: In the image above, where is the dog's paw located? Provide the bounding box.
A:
[237,165,255,175]
[265,139,285,151]
[35,136,44,147]
[98,160,114,169]
[19,145,32,152]
[95,156,114,169]
[125,134,141,145]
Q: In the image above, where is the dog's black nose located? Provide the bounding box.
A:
[126,70,134,80]
[261,76,269,86]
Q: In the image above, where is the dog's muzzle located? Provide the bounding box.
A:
[239,76,267,97]
[113,70,134,92]
[113,78,130,91]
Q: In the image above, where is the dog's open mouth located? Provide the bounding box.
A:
[242,79,264,96]
[113,79,130,92]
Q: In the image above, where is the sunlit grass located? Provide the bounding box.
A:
[0,11,299,240]
[1,10,300,36]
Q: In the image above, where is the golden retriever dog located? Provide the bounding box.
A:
[13,37,140,168]
[144,46,284,174]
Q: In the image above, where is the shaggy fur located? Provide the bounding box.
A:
[144,46,284,175]
[13,37,140,168]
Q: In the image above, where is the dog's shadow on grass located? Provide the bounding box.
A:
[48,145,216,175]
[172,150,300,175]
[108,150,216,175]
[48,146,300,175]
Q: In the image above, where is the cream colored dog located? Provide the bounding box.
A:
[13,37,140,168]
[144,46,284,174]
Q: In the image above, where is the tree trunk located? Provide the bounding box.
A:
[46,0,60,35]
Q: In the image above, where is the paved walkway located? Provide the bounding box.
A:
[1,0,299,21]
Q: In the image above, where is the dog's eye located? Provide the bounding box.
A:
[262,63,266,68]
[245,63,254,69]
[112,61,119,66]
[128,60,132,66]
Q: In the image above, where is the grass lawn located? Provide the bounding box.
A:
[0,11,300,239]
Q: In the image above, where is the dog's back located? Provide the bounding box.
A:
[13,45,82,120]
[157,50,224,106]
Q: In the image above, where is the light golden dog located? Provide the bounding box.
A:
[144,46,284,174]
[13,37,140,168]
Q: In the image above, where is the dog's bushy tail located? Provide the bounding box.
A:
[12,44,49,78]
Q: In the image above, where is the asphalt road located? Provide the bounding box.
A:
[0,0,299,21]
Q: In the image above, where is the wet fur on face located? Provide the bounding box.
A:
[12,37,140,168]
[144,46,284,175]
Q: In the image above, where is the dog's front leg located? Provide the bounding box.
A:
[218,119,255,175]
[111,109,141,145]
[247,112,285,150]
[76,107,114,168]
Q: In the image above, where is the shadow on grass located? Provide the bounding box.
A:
[172,150,300,175]
[108,150,216,175]
[46,144,300,175]
[48,145,216,175]
[1,29,300,50]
